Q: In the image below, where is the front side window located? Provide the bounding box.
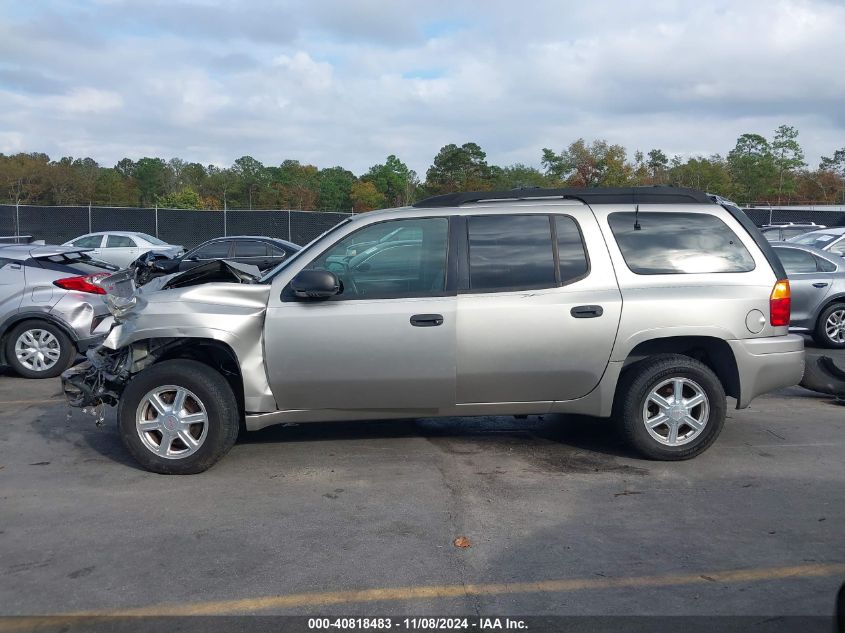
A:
[468,215,556,291]
[305,217,449,299]
[106,235,136,248]
[72,235,103,248]
[608,212,755,274]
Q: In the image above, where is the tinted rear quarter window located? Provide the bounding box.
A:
[608,212,755,274]
[555,215,589,283]
[468,215,556,291]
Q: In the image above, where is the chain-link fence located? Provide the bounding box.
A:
[3,203,845,248]
[0,205,352,248]
[742,207,845,228]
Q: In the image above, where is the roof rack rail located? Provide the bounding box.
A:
[413,186,713,208]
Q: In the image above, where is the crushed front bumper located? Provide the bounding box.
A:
[61,347,131,408]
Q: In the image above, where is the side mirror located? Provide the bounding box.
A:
[290,269,340,299]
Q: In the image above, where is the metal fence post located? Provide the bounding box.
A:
[288,210,292,241]
[88,203,92,234]
[155,206,159,238]
[14,201,19,237]
[223,208,227,237]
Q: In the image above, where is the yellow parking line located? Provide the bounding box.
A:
[1,562,842,627]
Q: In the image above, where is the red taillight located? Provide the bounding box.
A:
[770,279,791,327]
[53,274,108,295]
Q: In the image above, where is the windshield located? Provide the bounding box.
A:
[259,217,354,283]
[135,233,169,246]
[789,232,842,248]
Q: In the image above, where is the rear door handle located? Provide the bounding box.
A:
[571,305,603,318]
[813,282,829,288]
[410,314,444,327]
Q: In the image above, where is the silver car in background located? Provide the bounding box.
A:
[62,232,183,267]
[0,245,116,378]
[786,226,845,257]
[772,242,845,348]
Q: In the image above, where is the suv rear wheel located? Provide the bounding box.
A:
[4,320,75,379]
[117,359,240,474]
[813,303,845,349]
[615,354,726,460]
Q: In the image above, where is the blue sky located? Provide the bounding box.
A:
[0,0,843,175]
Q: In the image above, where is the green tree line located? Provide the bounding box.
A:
[2,125,844,211]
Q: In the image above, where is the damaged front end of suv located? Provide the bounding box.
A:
[61,260,275,417]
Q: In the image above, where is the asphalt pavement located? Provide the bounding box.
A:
[0,341,842,624]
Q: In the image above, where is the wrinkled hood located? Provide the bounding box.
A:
[162,259,260,289]
[100,259,266,324]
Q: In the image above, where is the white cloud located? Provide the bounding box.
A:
[0,0,842,173]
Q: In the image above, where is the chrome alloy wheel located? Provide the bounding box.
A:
[14,329,61,372]
[642,377,709,446]
[136,385,208,459]
[825,308,845,344]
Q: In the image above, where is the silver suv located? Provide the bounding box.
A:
[62,187,805,474]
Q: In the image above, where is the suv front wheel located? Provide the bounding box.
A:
[615,354,726,460]
[118,359,240,474]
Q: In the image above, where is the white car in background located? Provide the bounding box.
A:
[63,232,183,267]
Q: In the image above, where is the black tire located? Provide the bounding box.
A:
[613,354,726,461]
[4,320,76,379]
[812,303,845,349]
[117,359,240,475]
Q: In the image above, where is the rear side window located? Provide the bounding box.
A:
[775,247,837,274]
[608,212,755,275]
[468,215,556,291]
[233,241,267,257]
[775,247,818,274]
[106,235,136,248]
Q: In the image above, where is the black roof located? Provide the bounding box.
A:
[413,186,713,208]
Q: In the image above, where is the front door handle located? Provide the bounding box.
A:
[813,282,829,288]
[410,314,444,327]
[571,305,604,318]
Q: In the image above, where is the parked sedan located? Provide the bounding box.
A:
[760,222,825,242]
[772,242,845,348]
[63,232,183,267]
[153,236,300,275]
[786,226,845,257]
[0,245,117,378]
